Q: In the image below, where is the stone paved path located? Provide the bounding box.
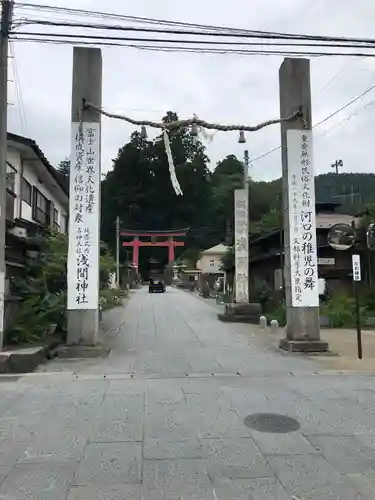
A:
[1,288,375,498]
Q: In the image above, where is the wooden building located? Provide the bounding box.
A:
[250,202,360,299]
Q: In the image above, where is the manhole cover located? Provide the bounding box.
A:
[244,413,300,433]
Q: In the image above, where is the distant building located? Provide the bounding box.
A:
[196,243,228,292]
[250,201,359,298]
[196,243,227,275]
[6,133,68,233]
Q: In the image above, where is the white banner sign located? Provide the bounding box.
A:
[352,254,361,282]
[234,189,249,303]
[287,130,319,308]
[67,122,101,310]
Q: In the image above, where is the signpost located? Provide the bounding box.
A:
[234,189,249,303]
[327,223,363,359]
[352,253,362,359]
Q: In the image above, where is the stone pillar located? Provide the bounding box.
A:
[278,58,328,353]
[67,47,102,346]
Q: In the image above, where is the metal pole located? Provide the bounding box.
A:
[0,1,13,350]
[331,159,343,196]
[354,280,363,359]
[116,215,120,288]
[243,149,249,189]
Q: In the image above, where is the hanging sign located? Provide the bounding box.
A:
[67,122,101,310]
[352,254,361,282]
[287,129,319,307]
[234,189,249,303]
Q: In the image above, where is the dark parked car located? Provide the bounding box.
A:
[149,278,166,293]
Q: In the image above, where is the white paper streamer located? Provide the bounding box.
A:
[193,113,215,143]
[199,127,215,142]
[163,129,183,196]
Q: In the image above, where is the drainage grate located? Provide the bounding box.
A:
[244,413,300,433]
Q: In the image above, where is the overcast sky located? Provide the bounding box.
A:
[8,0,375,182]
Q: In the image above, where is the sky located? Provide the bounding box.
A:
[7,0,375,182]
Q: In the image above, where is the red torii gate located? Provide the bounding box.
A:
[121,228,189,269]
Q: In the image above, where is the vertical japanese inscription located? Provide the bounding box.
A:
[234,189,249,303]
[287,130,318,307]
[68,123,100,310]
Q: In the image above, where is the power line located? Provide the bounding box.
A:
[14,3,282,35]
[313,81,375,127]
[9,42,26,133]
[318,96,375,138]
[10,36,375,58]
[13,18,375,46]
[316,61,354,95]
[12,30,375,52]
[250,81,375,164]
[14,3,375,54]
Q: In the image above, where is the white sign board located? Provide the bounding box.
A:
[287,130,319,307]
[352,254,361,282]
[318,278,326,295]
[67,122,101,310]
[234,189,249,303]
[318,258,335,266]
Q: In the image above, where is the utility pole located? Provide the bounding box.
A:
[0,1,13,350]
[243,149,249,188]
[279,58,328,353]
[67,47,102,346]
[331,159,343,196]
[116,216,120,288]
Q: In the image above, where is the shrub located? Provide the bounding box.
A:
[321,294,368,328]
[250,279,272,312]
[268,301,286,326]
[6,231,119,345]
[100,288,127,310]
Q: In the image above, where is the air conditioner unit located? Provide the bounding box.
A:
[9,226,27,239]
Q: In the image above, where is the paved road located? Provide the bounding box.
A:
[1,288,375,498]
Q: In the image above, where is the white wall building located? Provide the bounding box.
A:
[196,244,227,274]
[6,133,68,233]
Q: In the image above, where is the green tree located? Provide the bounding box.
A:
[210,155,245,244]
[251,207,282,237]
[57,158,70,177]
[100,112,215,259]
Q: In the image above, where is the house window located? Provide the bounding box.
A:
[6,163,16,194]
[6,163,16,221]
[32,188,50,226]
[209,260,215,267]
[21,177,32,205]
[53,208,60,231]
[6,190,15,221]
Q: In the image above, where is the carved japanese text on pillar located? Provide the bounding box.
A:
[68,123,100,310]
[234,189,249,303]
[287,130,319,307]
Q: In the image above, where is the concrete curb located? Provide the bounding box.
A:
[0,343,56,373]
